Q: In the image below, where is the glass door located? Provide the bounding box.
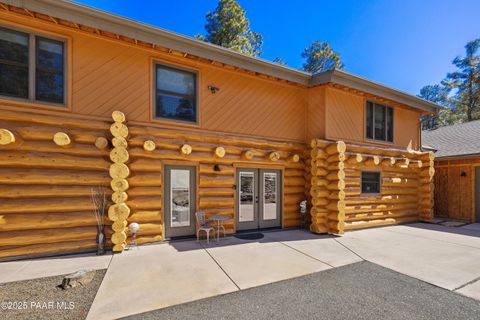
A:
[164,165,196,238]
[236,169,259,230]
[236,168,281,231]
[259,169,281,229]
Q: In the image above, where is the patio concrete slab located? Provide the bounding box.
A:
[456,279,480,300]
[337,225,480,290]
[86,241,238,320]
[204,237,331,289]
[0,253,112,284]
[384,223,480,249]
[262,230,362,267]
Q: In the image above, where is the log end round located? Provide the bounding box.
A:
[109,163,130,179]
[112,110,126,123]
[112,243,126,252]
[53,132,71,146]
[337,141,347,153]
[111,231,127,244]
[428,151,435,161]
[94,137,109,150]
[269,151,280,161]
[112,137,128,148]
[112,191,128,204]
[110,147,129,164]
[111,178,129,192]
[108,203,131,221]
[181,144,192,155]
[112,220,128,232]
[291,154,300,162]
[110,122,129,138]
[215,146,226,158]
[243,150,254,160]
[143,140,156,152]
[0,128,15,145]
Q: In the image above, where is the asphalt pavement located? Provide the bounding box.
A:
[124,261,480,320]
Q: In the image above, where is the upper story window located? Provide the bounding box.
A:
[0,26,65,105]
[366,101,393,142]
[154,64,197,123]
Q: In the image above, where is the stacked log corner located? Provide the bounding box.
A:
[108,111,130,252]
[418,151,435,221]
[309,139,346,235]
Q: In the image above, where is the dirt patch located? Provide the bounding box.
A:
[0,269,106,320]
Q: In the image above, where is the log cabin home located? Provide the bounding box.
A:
[423,120,480,223]
[0,0,442,260]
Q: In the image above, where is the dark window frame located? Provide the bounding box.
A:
[0,25,67,107]
[366,101,394,143]
[153,62,198,124]
[361,171,381,194]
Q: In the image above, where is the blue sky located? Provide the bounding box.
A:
[75,0,479,95]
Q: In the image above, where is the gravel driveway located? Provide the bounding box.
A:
[0,269,106,320]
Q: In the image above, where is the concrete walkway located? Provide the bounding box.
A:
[0,253,112,284]
[86,230,361,319]
[2,223,480,319]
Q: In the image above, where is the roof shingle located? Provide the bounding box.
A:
[422,120,480,158]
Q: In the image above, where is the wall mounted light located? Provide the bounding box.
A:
[208,85,220,94]
[213,164,221,172]
[461,171,467,177]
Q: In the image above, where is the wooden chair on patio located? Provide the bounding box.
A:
[195,211,216,244]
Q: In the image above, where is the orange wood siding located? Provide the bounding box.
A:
[324,86,421,150]
[325,87,364,144]
[0,12,307,142]
[307,86,326,141]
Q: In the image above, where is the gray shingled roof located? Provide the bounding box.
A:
[422,120,480,158]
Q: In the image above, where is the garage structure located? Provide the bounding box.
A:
[423,120,480,222]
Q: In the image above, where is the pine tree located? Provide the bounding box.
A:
[301,41,344,73]
[196,0,263,57]
[443,39,480,121]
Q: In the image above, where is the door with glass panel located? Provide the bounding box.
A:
[164,165,196,238]
[236,169,281,231]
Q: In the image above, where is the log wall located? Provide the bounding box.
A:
[0,108,306,258]
[308,139,434,234]
[0,108,112,259]
[122,118,306,249]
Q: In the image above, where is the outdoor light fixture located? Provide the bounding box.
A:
[213,164,221,171]
[208,85,220,94]
[127,222,140,250]
[461,171,467,177]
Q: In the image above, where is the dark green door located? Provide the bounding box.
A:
[164,165,196,238]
